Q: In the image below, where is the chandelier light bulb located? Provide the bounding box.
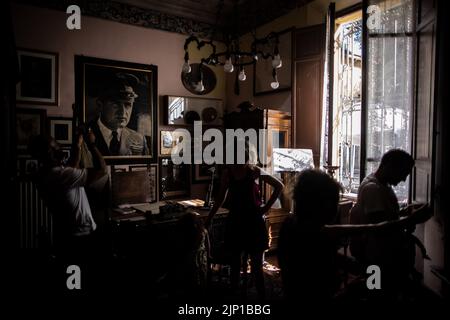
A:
[253,54,259,61]
[270,80,279,89]
[182,61,191,73]
[272,54,282,69]
[224,58,234,73]
[238,69,246,81]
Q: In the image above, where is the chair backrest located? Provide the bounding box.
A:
[348,204,367,260]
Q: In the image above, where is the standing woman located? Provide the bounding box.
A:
[205,144,284,299]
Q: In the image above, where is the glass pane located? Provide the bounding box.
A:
[366,0,414,201]
[272,130,287,149]
[331,11,363,193]
[368,0,414,35]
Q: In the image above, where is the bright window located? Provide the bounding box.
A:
[322,0,415,201]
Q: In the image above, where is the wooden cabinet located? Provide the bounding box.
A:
[261,109,292,252]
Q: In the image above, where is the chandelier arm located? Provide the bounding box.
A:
[184,36,218,62]
[209,51,256,67]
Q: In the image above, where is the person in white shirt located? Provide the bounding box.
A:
[349,148,416,296]
[29,129,106,258]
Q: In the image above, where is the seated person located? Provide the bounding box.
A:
[278,168,430,303]
[167,212,210,300]
[349,149,417,293]
[278,169,342,302]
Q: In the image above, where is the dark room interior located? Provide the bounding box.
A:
[3,0,449,315]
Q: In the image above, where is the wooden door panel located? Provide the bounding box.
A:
[413,22,435,205]
[294,25,325,59]
[295,58,322,164]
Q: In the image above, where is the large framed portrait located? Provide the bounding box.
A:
[75,56,158,163]
[16,108,46,154]
[16,48,59,106]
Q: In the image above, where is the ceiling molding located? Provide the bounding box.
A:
[14,0,216,39]
[14,0,314,38]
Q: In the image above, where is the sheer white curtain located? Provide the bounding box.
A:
[365,0,415,201]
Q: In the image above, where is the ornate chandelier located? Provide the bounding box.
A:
[181,0,284,93]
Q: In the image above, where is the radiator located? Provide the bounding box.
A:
[18,180,52,249]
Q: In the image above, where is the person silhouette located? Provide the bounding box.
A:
[205,142,284,300]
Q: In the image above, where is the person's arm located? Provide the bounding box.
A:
[85,128,107,185]
[258,167,284,215]
[204,168,230,229]
[399,202,426,217]
[323,203,431,237]
[66,133,83,168]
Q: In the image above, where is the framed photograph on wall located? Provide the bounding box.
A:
[164,95,223,126]
[48,117,72,145]
[75,56,158,163]
[253,28,293,96]
[192,163,216,184]
[16,108,46,154]
[16,48,58,105]
[159,157,190,200]
[160,130,189,156]
[25,159,39,175]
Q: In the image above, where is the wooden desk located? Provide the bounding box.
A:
[110,201,229,225]
[109,202,229,269]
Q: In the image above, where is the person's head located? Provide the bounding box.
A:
[97,72,139,131]
[236,101,254,112]
[377,149,414,186]
[227,138,258,169]
[293,169,342,227]
[28,134,64,168]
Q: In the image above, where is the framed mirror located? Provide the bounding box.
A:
[163,95,223,126]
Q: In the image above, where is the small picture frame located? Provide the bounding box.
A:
[16,48,58,105]
[160,130,189,156]
[159,157,190,200]
[48,117,73,145]
[16,108,47,154]
[25,159,39,175]
[192,163,216,184]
